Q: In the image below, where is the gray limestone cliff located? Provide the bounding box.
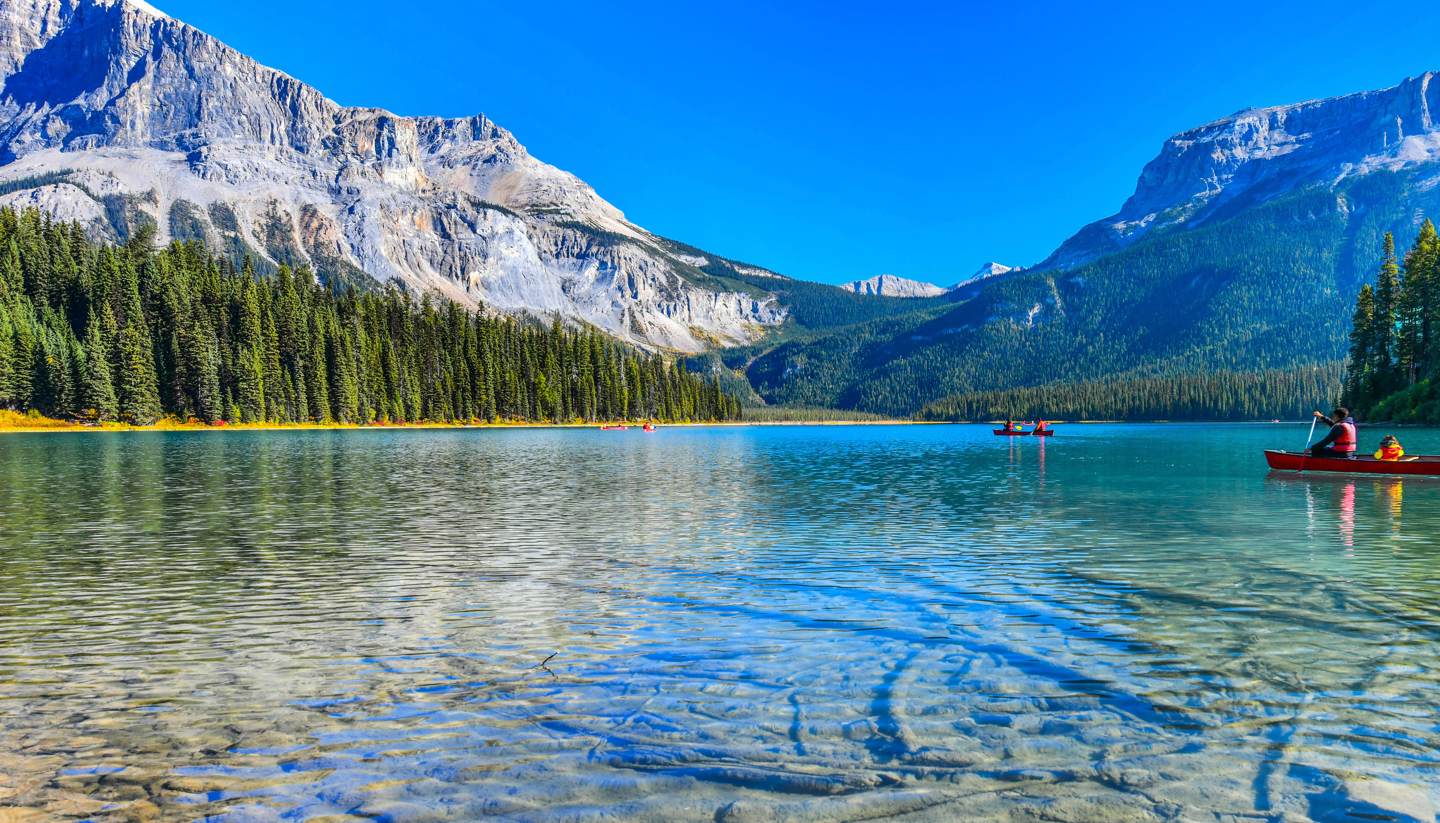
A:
[0,0,785,351]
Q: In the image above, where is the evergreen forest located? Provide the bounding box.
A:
[0,209,741,426]
[1343,222,1440,422]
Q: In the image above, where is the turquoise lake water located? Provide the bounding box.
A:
[1,424,1438,821]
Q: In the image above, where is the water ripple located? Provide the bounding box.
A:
[1,424,1438,821]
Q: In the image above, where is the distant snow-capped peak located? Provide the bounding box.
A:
[952,262,1016,288]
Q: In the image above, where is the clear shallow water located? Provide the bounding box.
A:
[1,424,1439,822]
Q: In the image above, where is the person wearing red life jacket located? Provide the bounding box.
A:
[1373,435,1404,461]
[1310,407,1358,459]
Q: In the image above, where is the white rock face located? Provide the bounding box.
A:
[842,273,946,298]
[1044,71,1440,268]
[0,0,785,351]
[843,264,1019,298]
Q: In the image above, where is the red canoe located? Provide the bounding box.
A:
[1264,450,1440,476]
[993,429,1056,437]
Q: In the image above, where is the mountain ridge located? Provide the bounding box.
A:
[0,0,787,352]
[842,274,946,298]
[842,263,1017,299]
[1041,71,1440,270]
[727,72,1440,415]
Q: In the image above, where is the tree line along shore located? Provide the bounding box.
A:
[1344,221,1440,422]
[0,208,741,428]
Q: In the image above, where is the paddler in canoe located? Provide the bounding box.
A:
[1309,407,1358,459]
[1003,419,1021,433]
[1267,413,1433,474]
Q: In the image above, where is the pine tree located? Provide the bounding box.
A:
[235,278,265,423]
[80,306,118,420]
[306,312,330,422]
[180,309,223,423]
[1397,221,1437,384]
[1343,284,1375,412]
[116,285,161,424]
[1371,233,1402,396]
[260,299,285,421]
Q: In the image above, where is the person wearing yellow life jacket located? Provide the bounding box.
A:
[1374,435,1404,461]
[1310,407,1357,459]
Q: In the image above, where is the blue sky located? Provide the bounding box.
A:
[155,0,1440,285]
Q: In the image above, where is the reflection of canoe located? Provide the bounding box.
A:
[1264,450,1440,476]
[992,429,1056,437]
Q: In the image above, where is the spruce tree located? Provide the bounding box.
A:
[1372,233,1402,396]
[80,307,118,420]
[306,313,330,422]
[116,288,161,424]
[1343,284,1375,412]
[0,302,13,408]
[261,300,285,421]
[8,301,35,410]
[235,278,265,423]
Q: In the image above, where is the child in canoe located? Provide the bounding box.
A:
[1374,435,1405,461]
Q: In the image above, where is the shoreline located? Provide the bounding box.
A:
[0,416,934,435]
[0,417,1363,435]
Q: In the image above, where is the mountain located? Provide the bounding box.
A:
[1043,72,1440,270]
[728,73,1440,417]
[951,262,1016,289]
[0,0,786,352]
[842,264,1018,299]
[842,274,946,298]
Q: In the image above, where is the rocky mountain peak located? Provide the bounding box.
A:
[842,273,946,298]
[1042,71,1440,269]
[0,0,784,351]
[954,262,1015,287]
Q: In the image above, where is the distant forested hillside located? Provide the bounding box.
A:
[918,364,1343,422]
[726,170,1437,420]
[0,208,740,425]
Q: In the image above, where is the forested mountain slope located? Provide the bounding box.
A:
[728,70,1440,418]
[735,170,1432,417]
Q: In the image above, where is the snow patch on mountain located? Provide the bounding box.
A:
[952,262,1016,288]
[122,0,169,20]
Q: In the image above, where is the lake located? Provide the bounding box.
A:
[1,424,1438,821]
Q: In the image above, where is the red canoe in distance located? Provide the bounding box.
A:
[1264,450,1440,476]
[993,429,1056,437]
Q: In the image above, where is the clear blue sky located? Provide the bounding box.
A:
[154,0,1440,285]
